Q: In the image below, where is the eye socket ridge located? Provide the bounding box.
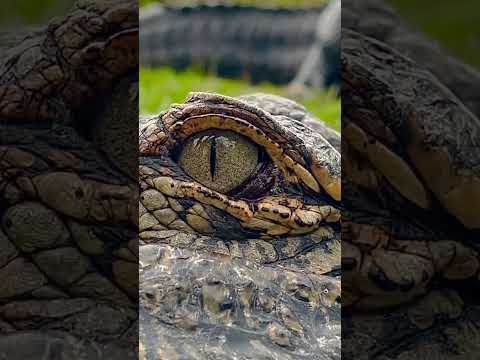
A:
[173,129,273,195]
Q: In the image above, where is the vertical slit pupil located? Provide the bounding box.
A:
[210,137,217,180]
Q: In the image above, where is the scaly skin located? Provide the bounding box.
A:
[139,93,341,359]
[0,0,137,122]
[0,1,138,359]
[342,27,480,360]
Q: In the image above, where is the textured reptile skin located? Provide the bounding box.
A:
[139,93,341,359]
[0,1,139,358]
[342,1,480,358]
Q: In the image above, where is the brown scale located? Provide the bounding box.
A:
[343,29,480,320]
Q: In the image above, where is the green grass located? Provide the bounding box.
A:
[140,67,340,130]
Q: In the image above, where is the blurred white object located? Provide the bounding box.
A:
[291,0,340,88]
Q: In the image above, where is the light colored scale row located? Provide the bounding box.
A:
[140,168,339,240]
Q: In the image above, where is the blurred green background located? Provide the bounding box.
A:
[0,0,75,29]
[139,0,340,129]
[389,0,479,69]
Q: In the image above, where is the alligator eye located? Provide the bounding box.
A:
[178,130,259,193]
